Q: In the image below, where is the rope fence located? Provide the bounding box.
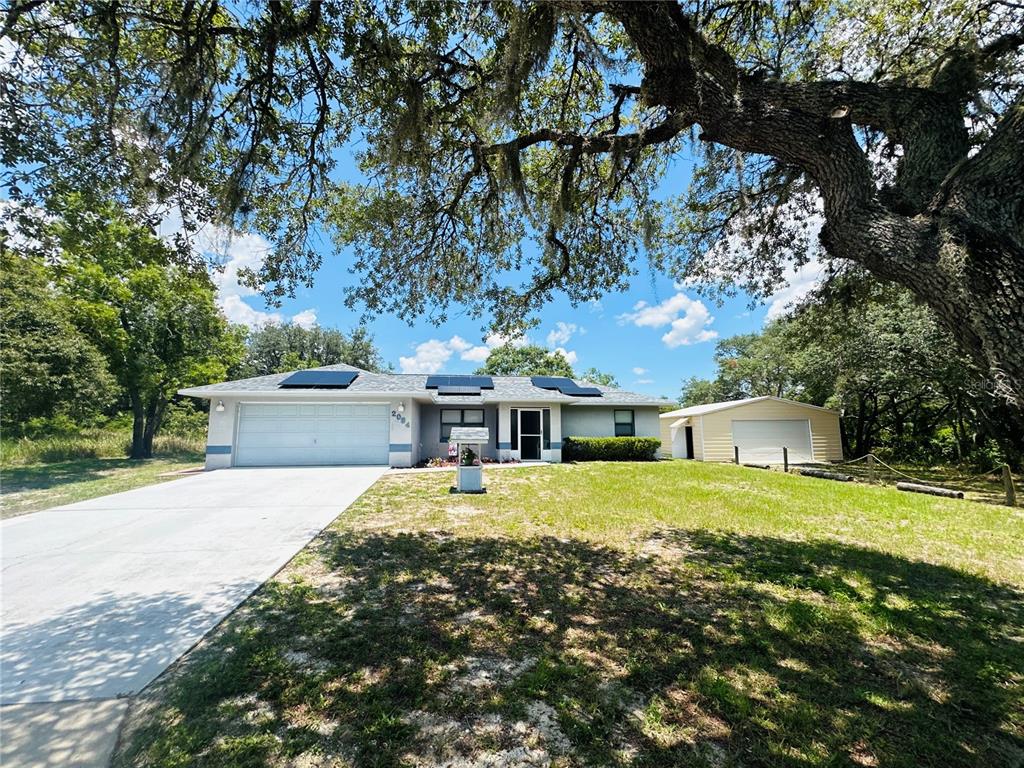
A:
[730,446,1018,507]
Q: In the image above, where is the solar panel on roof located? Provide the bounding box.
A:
[278,370,358,389]
[425,375,494,389]
[436,385,482,395]
[563,384,603,396]
[530,376,572,390]
[530,375,603,397]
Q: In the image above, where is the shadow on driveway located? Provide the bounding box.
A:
[1,588,250,704]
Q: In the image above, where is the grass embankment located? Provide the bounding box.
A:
[1,430,203,518]
[116,461,1023,767]
[806,458,1017,506]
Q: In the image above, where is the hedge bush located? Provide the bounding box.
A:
[561,436,662,462]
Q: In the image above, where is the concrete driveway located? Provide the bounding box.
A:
[0,465,386,766]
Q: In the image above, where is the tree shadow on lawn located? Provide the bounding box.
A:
[117,530,1024,768]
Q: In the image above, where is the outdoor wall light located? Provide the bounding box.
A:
[397,402,405,414]
[215,400,225,412]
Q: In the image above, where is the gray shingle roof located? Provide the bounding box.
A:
[179,363,671,406]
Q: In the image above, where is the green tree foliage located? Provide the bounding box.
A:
[684,279,998,463]
[580,368,618,387]
[234,324,389,378]
[0,250,116,430]
[679,377,729,408]
[5,1,1022,443]
[51,197,244,459]
[475,344,575,377]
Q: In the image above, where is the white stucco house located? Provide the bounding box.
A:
[179,364,671,469]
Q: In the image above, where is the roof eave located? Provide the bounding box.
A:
[177,388,425,399]
[659,395,839,418]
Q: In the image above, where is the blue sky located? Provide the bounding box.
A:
[184,144,821,401]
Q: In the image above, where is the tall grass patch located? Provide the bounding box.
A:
[1,429,203,465]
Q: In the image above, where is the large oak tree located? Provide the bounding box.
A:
[2,0,1022,444]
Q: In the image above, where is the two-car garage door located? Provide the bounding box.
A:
[731,419,813,464]
[235,403,390,466]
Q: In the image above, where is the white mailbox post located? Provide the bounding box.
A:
[449,426,489,493]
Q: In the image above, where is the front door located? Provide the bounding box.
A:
[519,409,542,460]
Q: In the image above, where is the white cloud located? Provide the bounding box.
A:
[619,293,694,328]
[618,292,718,348]
[663,313,718,348]
[399,334,504,373]
[546,321,581,347]
[399,338,459,374]
[220,295,283,327]
[635,378,654,385]
[487,332,528,348]
[553,347,578,365]
[632,367,648,375]
[158,214,317,329]
[460,332,527,362]
[399,330,561,373]
[764,257,825,321]
[291,309,318,329]
[460,345,492,363]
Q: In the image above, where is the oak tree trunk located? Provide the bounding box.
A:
[129,391,146,460]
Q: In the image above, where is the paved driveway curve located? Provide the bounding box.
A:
[0,466,386,765]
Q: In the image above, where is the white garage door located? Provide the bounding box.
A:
[235,403,390,466]
[732,419,813,464]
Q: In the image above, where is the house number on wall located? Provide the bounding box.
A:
[391,410,409,427]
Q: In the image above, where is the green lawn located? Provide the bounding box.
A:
[0,453,204,518]
[115,461,1023,768]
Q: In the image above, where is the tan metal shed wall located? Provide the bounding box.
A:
[699,401,842,462]
[659,418,673,457]
[658,415,706,460]
[692,416,705,460]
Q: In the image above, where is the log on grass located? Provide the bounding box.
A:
[896,482,964,499]
[742,462,772,470]
[799,468,854,482]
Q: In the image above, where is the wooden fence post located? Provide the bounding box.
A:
[1003,465,1017,507]
[783,446,789,473]
[867,454,875,484]
[734,446,739,464]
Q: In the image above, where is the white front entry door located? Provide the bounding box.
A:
[235,403,390,466]
[731,419,813,464]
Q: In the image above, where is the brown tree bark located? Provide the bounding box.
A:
[142,398,165,459]
[129,390,146,460]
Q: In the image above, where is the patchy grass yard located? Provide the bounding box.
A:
[0,454,203,518]
[116,462,1023,768]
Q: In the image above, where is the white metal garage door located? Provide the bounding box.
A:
[732,419,813,464]
[235,403,390,466]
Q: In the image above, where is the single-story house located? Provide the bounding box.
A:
[660,396,843,464]
[179,364,671,469]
